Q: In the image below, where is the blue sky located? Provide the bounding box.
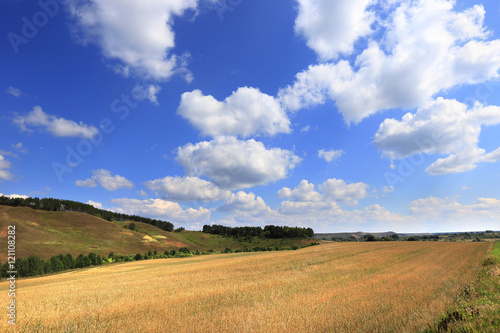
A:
[1,0,500,233]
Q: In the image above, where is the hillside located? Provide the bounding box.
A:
[0,206,314,261]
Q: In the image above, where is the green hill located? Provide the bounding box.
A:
[0,205,314,261]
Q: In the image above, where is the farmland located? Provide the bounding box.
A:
[0,241,491,332]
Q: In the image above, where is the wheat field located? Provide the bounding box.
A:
[0,242,490,332]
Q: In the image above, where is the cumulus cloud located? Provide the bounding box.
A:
[216,191,270,214]
[13,106,98,139]
[374,98,500,175]
[76,169,134,191]
[68,0,199,80]
[294,0,375,60]
[144,176,231,202]
[86,200,103,209]
[318,149,344,162]
[178,87,291,138]
[0,193,29,199]
[0,155,14,181]
[278,178,370,208]
[176,137,301,190]
[111,198,210,223]
[279,0,500,124]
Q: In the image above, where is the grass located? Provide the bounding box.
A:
[423,241,500,332]
[0,206,312,261]
[0,241,490,332]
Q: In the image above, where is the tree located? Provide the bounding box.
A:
[75,254,90,268]
[365,234,376,242]
[51,256,65,272]
[134,253,143,261]
[88,253,98,266]
[64,253,75,269]
[27,255,44,276]
[127,222,136,231]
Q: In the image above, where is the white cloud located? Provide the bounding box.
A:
[318,149,344,162]
[75,178,98,188]
[216,191,271,214]
[279,0,500,124]
[409,196,500,223]
[278,178,370,208]
[178,87,291,138]
[111,198,211,223]
[14,106,98,139]
[6,86,23,97]
[176,136,301,190]
[11,142,23,150]
[68,0,198,80]
[76,169,133,191]
[300,125,310,132]
[144,176,231,202]
[374,98,500,175]
[0,193,29,199]
[86,200,103,209]
[132,84,162,104]
[294,0,375,60]
[0,155,14,181]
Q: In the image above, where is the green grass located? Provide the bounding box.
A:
[491,241,500,259]
[423,242,500,333]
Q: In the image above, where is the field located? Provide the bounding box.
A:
[0,241,491,332]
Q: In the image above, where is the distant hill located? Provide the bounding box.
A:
[314,231,434,241]
[0,206,313,261]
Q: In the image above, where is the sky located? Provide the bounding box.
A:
[1,0,500,233]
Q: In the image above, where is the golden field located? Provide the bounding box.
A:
[0,241,491,332]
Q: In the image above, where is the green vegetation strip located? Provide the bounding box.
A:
[423,242,500,333]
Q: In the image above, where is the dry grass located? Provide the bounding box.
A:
[0,242,489,332]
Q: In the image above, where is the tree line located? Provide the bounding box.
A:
[202,224,314,239]
[0,196,174,231]
[0,253,105,278]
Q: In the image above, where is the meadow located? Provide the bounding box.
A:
[0,241,491,332]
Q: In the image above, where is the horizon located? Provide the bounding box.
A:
[1,0,500,233]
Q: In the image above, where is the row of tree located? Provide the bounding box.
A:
[0,253,104,278]
[0,196,174,231]
[202,224,314,239]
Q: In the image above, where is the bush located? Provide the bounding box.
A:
[174,227,185,233]
[179,247,190,254]
[482,256,499,266]
[224,247,232,253]
[134,253,143,261]
[292,245,299,250]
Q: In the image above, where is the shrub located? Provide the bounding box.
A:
[179,247,190,254]
[134,253,143,261]
[482,256,499,266]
